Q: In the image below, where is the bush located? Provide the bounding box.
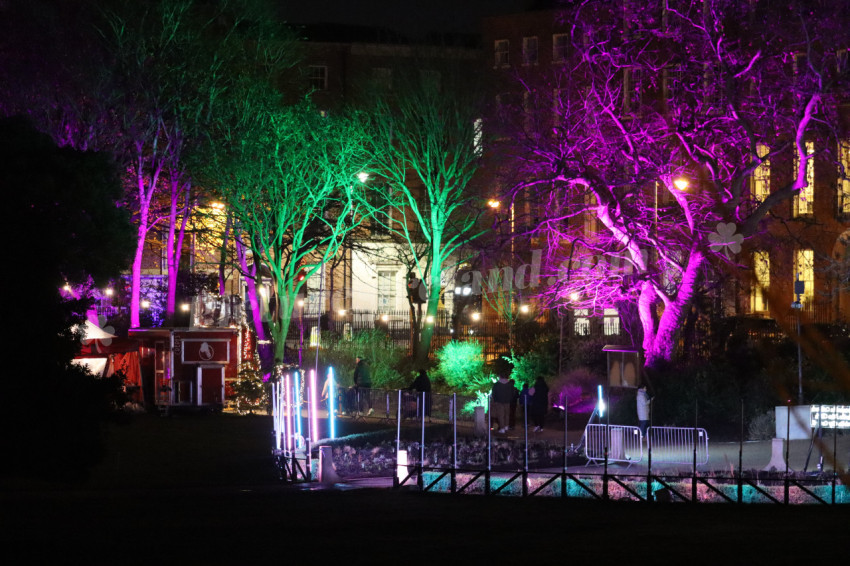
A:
[748,410,776,441]
[434,340,493,396]
[547,367,602,413]
[314,329,406,389]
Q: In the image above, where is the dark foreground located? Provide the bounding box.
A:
[1,414,848,564]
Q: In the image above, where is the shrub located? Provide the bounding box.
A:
[548,367,602,413]
[748,411,776,441]
[434,340,493,396]
[314,329,406,389]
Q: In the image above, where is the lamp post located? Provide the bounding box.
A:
[792,273,804,405]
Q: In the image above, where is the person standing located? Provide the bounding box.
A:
[353,356,373,415]
[637,385,652,439]
[530,376,549,432]
[490,374,516,433]
[409,369,432,417]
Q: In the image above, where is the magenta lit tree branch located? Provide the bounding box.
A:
[502,0,849,368]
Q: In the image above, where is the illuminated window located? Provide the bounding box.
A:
[494,39,510,67]
[751,143,770,203]
[377,270,397,312]
[793,141,815,216]
[473,118,483,156]
[839,139,850,215]
[522,36,538,66]
[625,68,644,112]
[574,308,590,335]
[794,249,814,306]
[552,33,568,63]
[583,192,597,239]
[793,52,807,76]
[308,65,327,90]
[603,308,620,335]
[750,251,770,313]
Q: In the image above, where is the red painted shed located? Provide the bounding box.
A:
[129,328,240,412]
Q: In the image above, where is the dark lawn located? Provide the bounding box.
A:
[1,412,848,564]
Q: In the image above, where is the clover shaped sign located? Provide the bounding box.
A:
[708,222,743,259]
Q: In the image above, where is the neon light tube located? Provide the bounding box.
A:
[309,369,319,443]
[293,371,302,439]
[284,373,292,452]
[597,384,606,418]
[328,367,336,440]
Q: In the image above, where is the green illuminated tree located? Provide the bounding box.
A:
[369,63,488,365]
[210,98,376,366]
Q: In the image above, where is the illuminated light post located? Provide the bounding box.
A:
[284,373,293,452]
[327,367,337,440]
[519,304,529,314]
[309,369,319,444]
[293,371,302,442]
[141,299,151,309]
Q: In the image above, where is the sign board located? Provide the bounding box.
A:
[182,339,230,363]
[603,346,640,388]
[810,405,850,429]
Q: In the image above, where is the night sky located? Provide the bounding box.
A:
[278,0,536,39]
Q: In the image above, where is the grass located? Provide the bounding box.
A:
[2,412,849,564]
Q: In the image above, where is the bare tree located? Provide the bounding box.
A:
[210,98,375,366]
[369,61,489,364]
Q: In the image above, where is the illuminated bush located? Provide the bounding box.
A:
[435,340,492,396]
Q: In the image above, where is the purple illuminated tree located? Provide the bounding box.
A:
[502,0,849,367]
[98,0,297,327]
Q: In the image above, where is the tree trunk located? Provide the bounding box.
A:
[415,265,443,366]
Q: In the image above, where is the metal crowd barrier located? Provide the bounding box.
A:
[584,424,644,465]
[648,426,709,465]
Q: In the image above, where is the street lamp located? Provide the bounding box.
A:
[673,177,690,191]
[792,273,805,405]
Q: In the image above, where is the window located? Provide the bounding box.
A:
[494,39,510,67]
[574,308,590,335]
[839,140,850,215]
[522,36,538,66]
[793,52,807,76]
[523,91,533,130]
[603,308,620,335]
[794,249,814,306]
[751,143,770,203]
[472,118,483,156]
[552,33,568,63]
[793,141,815,216]
[665,66,684,104]
[372,67,392,90]
[308,65,328,91]
[703,62,724,109]
[552,88,565,127]
[625,68,644,112]
[750,251,770,313]
[583,192,597,239]
[377,269,397,312]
